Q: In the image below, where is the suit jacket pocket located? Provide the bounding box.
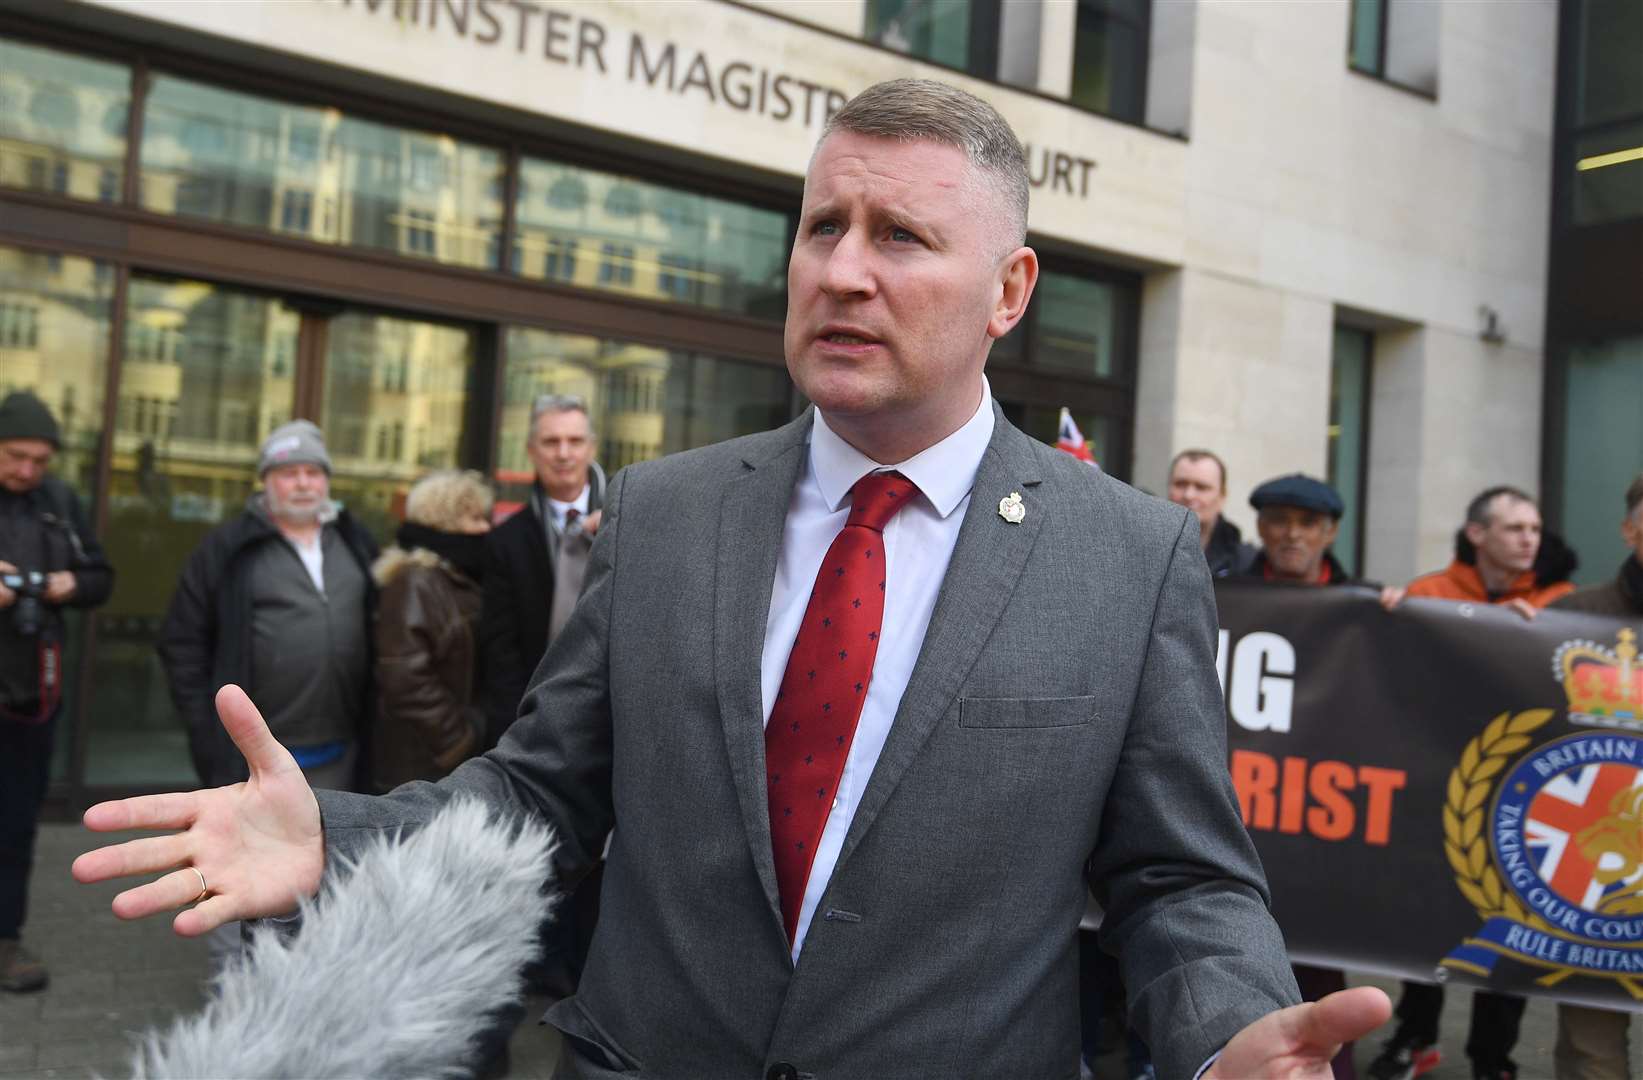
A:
[545,996,644,1074]
[958,695,1099,729]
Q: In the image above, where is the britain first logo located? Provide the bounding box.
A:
[1443,629,1643,998]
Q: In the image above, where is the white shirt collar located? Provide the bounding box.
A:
[809,377,995,519]
[546,484,590,522]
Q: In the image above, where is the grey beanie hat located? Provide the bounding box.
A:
[0,391,62,448]
[259,419,332,476]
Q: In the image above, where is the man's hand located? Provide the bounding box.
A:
[72,685,325,936]
[581,509,603,537]
[1379,585,1406,611]
[1205,987,1391,1080]
[45,571,76,603]
[0,559,14,610]
[1503,597,1538,621]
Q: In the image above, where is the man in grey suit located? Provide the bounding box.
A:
[75,79,1387,1078]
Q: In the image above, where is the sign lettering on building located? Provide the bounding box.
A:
[327,0,1096,198]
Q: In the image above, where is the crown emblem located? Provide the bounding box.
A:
[1555,628,1643,730]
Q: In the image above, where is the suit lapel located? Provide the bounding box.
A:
[714,414,813,929]
[833,410,1048,870]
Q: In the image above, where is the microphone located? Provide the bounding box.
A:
[127,798,556,1079]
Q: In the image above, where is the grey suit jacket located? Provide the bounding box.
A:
[318,405,1298,1080]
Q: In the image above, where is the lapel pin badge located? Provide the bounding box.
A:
[998,491,1025,525]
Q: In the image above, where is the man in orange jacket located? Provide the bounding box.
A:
[1371,485,1573,1080]
[1381,485,1574,618]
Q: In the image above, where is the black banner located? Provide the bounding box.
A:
[1215,580,1643,1009]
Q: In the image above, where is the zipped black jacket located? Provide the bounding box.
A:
[0,476,113,717]
[157,498,378,786]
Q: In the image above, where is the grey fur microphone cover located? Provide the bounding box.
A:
[126,798,556,1079]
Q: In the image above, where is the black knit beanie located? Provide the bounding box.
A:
[0,392,61,448]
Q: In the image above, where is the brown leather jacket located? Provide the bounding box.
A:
[370,547,484,792]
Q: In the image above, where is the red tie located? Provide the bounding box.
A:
[765,471,916,942]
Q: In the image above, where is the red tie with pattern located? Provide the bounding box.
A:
[765,471,917,943]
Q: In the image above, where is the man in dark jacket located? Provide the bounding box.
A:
[1169,448,1256,577]
[480,394,605,746]
[478,394,606,1004]
[1548,472,1643,1080]
[159,421,377,968]
[159,420,378,792]
[1235,472,1359,1080]
[0,391,112,993]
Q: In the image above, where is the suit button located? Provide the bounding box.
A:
[766,1064,800,1080]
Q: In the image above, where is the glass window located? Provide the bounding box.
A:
[865,0,973,69]
[1033,271,1123,378]
[513,157,788,320]
[1576,0,1643,127]
[84,275,300,786]
[320,311,478,541]
[1070,0,1148,123]
[1561,334,1643,586]
[1327,326,1372,576]
[1573,120,1643,225]
[1349,0,1385,76]
[0,37,130,202]
[139,75,505,268]
[496,326,792,510]
[1348,0,1437,96]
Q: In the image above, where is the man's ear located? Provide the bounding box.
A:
[1324,519,1341,546]
[987,246,1039,340]
[1464,520,1488,549]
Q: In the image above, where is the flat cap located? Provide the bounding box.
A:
[1249,473,1344,518]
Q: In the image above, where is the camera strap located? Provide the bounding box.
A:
[0,640,61,726]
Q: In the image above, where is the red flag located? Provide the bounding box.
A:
[1055,407,1096,464]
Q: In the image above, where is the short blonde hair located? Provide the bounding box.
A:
[404,469,492,532]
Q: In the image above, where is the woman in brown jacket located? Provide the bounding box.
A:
[371,469,494,793]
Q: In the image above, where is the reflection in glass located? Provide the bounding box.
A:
[1349,0,1385,75]
[0,244,114,782]
[0,37,129,202]
[1573,121,1643,226]
[865,0,971,70]
[497,327,791,509]
[513,158,788,319]
[86,276,300,785]
[1035,271,1118,377]
[321,312,477,542]
[140,75,505,268]
[1562,334,1643,586]
[1328,326,1371,577]
[1070,0,1147,122]
[0,245,112,487]
[1576,0,1643,127]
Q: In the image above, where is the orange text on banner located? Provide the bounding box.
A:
[1230,750,1407,846]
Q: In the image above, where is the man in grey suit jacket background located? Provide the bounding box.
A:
[75,78,1388,1078]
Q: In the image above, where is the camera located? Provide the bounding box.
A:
[1,569,47,637]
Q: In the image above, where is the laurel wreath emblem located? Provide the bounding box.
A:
[1444,708,1556,928]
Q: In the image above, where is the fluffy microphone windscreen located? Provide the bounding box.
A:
[125,798,557,1079]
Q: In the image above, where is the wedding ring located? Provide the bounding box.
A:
[189,866,209,904]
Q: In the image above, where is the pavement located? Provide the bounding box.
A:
[3,822,1640,1079]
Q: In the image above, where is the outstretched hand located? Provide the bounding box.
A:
[1205,986,1391,1080]
[72,685,325,936]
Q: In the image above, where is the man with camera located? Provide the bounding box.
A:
[0,390,113,992]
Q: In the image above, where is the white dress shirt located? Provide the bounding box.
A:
[760,380,995,959]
